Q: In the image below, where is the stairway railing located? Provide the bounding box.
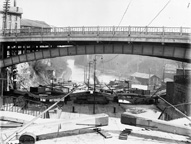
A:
[1,96,47,118]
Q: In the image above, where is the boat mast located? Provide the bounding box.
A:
[93,56,96,114]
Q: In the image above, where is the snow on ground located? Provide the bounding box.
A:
[131,84,148,90]
[169,117,191,127]
[35,116,190,144]
[120,104,161,119]
[2,102,191,144]
[0,111,62,124]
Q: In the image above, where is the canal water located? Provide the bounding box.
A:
[67,59,118,84]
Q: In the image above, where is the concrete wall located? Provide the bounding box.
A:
[176,68,191,76]
[0,42,2,106]
[0,43,7,106]
[166,75,191,116]
[166,82,175,104]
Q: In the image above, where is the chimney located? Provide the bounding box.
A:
[14,0,16,7]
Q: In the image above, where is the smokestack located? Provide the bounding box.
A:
[14,0,16,7]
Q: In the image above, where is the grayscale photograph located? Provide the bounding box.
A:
[0,0,191,143]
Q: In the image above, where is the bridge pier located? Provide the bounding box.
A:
[0,42,3,107]
[0,43,7,108]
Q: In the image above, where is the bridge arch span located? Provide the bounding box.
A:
[1,43,191,68]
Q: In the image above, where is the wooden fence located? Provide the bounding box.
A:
[1,97,47,118]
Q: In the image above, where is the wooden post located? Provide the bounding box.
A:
[93,57,96,114]
[0,77,6,108]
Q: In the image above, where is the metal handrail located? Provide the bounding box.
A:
[1,26,191,36]
[2,104,43,117]
[2,96,45,117]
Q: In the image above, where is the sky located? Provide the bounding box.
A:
[1,0,191,27]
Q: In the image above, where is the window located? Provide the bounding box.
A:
[9,22,11,29]
[15,23,17,29]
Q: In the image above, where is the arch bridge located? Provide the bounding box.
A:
[0,26,191,68]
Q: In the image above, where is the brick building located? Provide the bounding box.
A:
[0,0,23,30]
[130,72,161,86]
[165,68,191,116]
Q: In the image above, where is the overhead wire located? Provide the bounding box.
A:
[117,0,133,27]
[147,2,188,142]
[103,55,119,63]
[103,0,171,66]
[132,0,171,41]
[147,0,171,26]
[104,0,133,63]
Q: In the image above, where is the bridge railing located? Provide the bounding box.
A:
[1,26,191,36]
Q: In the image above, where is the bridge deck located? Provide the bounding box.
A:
[0,26,191,68]
[0,26,190,43]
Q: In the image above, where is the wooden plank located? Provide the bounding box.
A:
[121,112,191,137]
[0,116,27,124]
[2,113,109,142]
[119,129,132,140]
[130,130,190,144]
[94,128,112,138]
[37,125,96,140]
[0,123,22,128]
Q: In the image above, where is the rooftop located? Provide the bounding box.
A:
[131,72,155,79]
[0,5,23,14]
[164,78,174,83]
[21,19,51,28]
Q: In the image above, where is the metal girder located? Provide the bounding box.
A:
[1,43,190,68]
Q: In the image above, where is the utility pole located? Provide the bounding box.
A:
[92,55,103,114]
[163,66,165,83]
[84,65,86,83]
[148,68,151,90]
[3,0,10,30]
[182,62,185,78]
[88,62,92,89]
[93,57,96,114]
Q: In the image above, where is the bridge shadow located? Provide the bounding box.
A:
[2,95,125,119]
[49,101,125,119]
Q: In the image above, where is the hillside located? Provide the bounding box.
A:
[73,54,181,79]
[15,54,187,89]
